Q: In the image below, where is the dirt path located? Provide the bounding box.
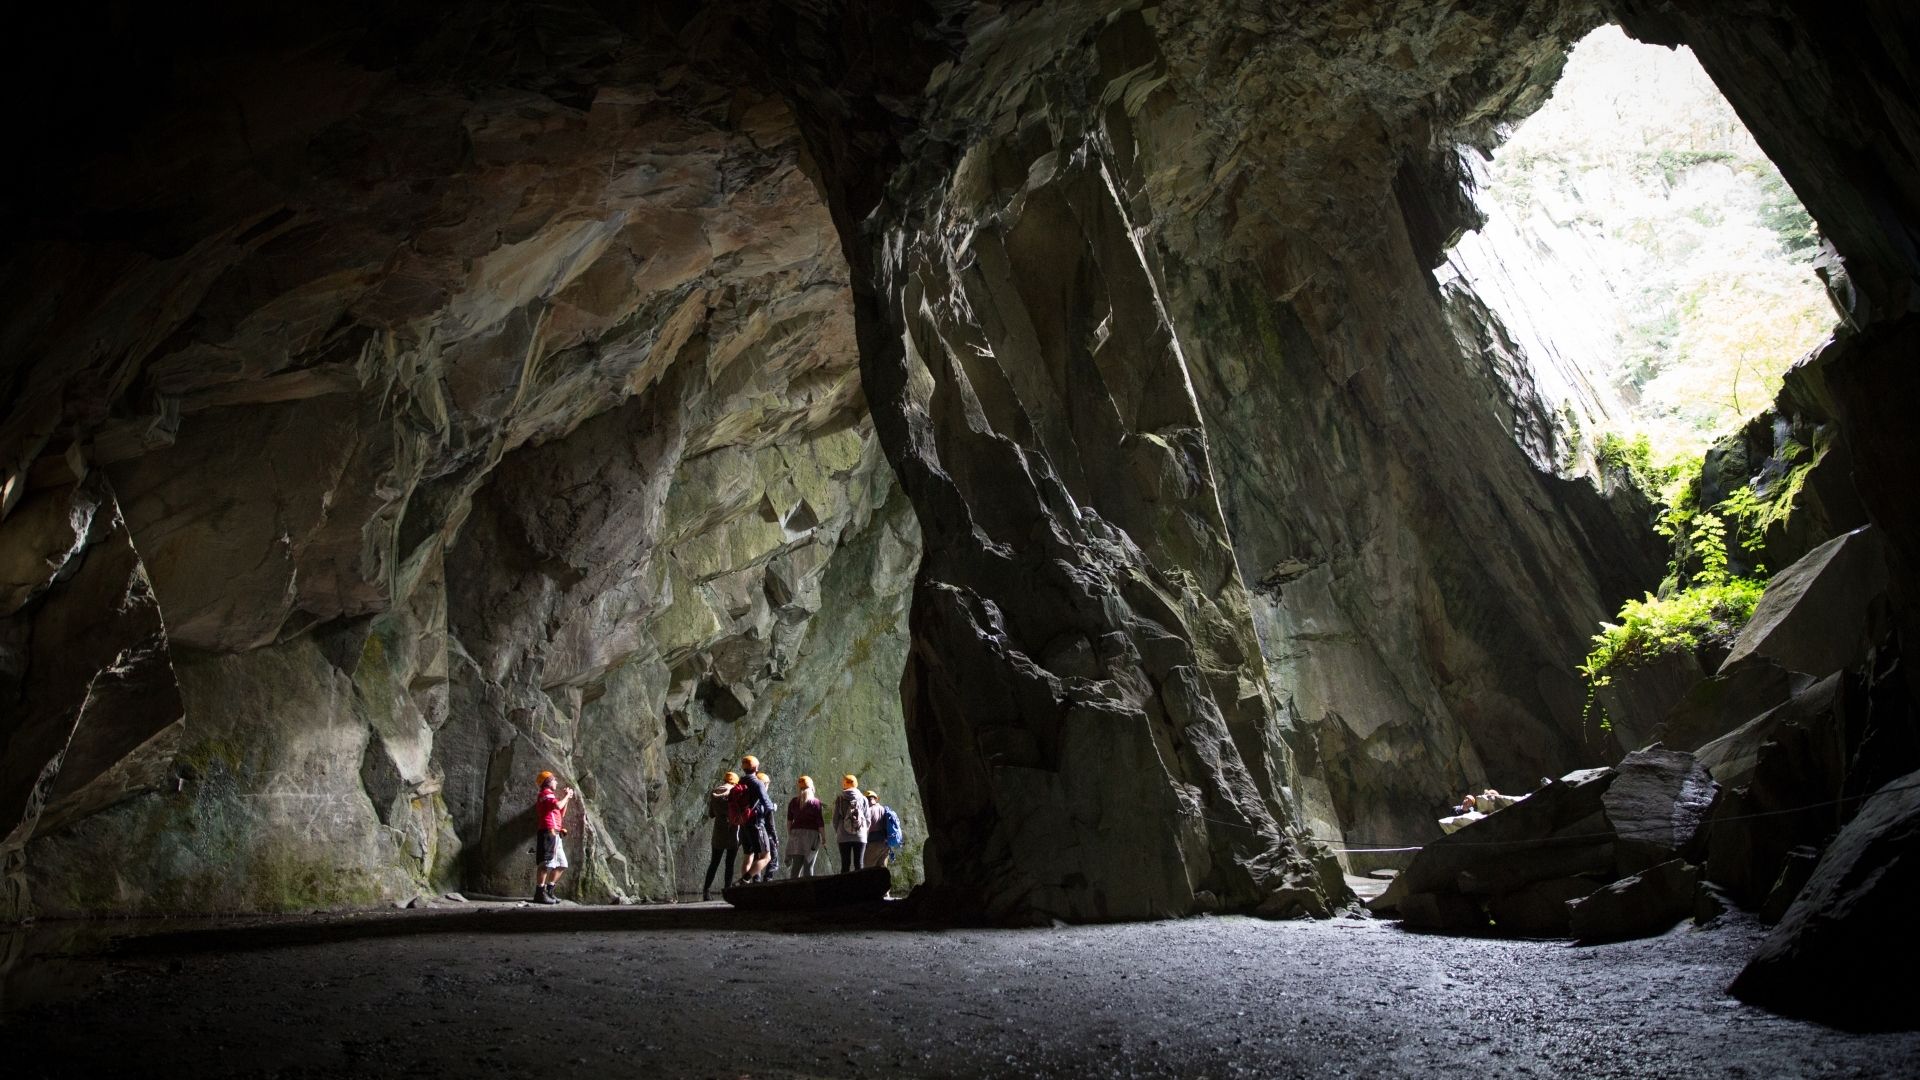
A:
[4,905,1912,1078]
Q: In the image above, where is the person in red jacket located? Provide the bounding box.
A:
[533,770,575,905]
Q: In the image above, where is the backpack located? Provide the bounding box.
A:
[838,789,867,835]
[882,807,903,848]
[726,783,755,827]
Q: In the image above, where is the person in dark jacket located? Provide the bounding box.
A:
[756,770,780,880]
[702,770,741,901]
[733,755,775,885]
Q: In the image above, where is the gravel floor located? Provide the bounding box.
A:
[4,904,1914,1078]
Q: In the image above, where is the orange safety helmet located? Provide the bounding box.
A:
[536,770,555,786]
[723,771,740,784]
[842,774,858,789]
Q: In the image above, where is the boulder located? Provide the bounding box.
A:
[1718,526,1889,679]
[1602,747,1718,876]
[1758,845,1821,925]
[1704,711,1849,909]
[1372,767,1616,916]
[1653,656,1797,753]
[1732,769,1920,1030]
[1693,880,1731,926]
[1398,890,1491,934]
[1694,672,1844,791]
[1567,859,1699,944]
[1379,753,1726,940]
[1486,877,1602,937]
[1595,651,1708,753]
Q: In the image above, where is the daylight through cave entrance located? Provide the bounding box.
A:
[1444,25,1835,479]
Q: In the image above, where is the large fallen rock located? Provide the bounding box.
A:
[1374,750,1719,939]
[1696,637,1920,912]
[1654,656,1797,753]
[1568,859,1699,944]
[1693,672,1844,792]
[1372,766,1616,917]
[1703,701,1849,909]
[1595,651,1708,755]
[1604,747,1719,876]
[1486,877,1602,937]
[1718,526,1888,679]
[1731,769,1920,1030]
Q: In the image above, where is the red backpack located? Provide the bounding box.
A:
[726,783,755,827]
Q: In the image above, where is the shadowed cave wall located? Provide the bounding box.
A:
[4,0,1916,924]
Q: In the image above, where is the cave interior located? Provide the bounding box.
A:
[2,0,1919,1066]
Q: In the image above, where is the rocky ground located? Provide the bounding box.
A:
[4,905,1912,1078]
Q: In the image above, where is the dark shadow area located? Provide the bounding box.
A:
[98,899,931,960]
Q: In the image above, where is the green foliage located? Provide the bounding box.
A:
[1715,443,1815,565]
[1579,578,1767,689]
[1594,432,1694,499]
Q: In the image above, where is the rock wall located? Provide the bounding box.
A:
[15,0,1902,923]
[1140,3,1667,862]
[748,0,1668,916]
[0,4,921,917]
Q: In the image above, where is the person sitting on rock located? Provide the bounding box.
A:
[862,790,903,870]
[533,770,575,905]
[1477,788,1523,812]
[1440,793,1485,835]
[833,776,870,873]
[731,755,775,886]
[786,775,825,879]
[702,770,741,901]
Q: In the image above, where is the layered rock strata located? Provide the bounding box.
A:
[0,6,922,917]
[758,0,1668,916]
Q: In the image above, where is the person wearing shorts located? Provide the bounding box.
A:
[733,755,774,884]
[533,770,574,904]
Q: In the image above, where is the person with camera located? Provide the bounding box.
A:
[533,770,575,905]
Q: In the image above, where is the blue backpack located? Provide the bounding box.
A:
[881,807,903,848]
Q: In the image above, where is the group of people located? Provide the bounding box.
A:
[525,756,906,904]
[701,754,905,900]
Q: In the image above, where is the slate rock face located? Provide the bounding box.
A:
[1603,747,1719,878]
[0,7,926,915]
[1719,527,1890,680]
[0,480,183,919]
[1732,770,1920,1030]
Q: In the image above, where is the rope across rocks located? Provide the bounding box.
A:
[1175,777,1920,855]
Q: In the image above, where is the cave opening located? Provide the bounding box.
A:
[1445,24,1836,476]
